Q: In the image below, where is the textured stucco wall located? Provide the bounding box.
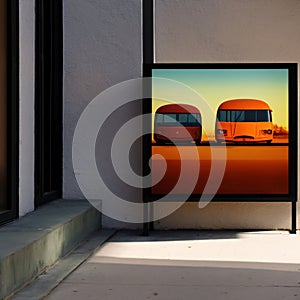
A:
[63,0,142,228]
[154,0,300,229]
[155,0,300,63]
[19,0,35,216]
[63,0,299,230]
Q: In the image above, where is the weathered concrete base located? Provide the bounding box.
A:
[0,199,101,300]
[12,230,115,300]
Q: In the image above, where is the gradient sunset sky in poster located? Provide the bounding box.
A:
[152,68,289,136]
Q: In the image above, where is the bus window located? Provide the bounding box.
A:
[155,113,163,123]
[257,110,271,122]
[178,114,188,123]
[218,110,228,122]
[164,114,176,123]
[188,113,200,124]
[218,110,272,122]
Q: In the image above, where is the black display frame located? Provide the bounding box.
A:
[141,0,297,234]
[143,62,298,233]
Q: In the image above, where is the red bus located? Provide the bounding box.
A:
[154,104,202,145]
[215,99,273,144]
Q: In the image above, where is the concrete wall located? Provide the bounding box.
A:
[63,0,299,230]
[63,0,142,227]
[154,0,300,229]
[19,0,35,216]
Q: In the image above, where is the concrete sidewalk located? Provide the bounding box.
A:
[19,230,300,299]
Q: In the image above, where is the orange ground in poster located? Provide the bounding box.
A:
[151,145,288,195]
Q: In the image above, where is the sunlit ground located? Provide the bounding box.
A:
[93,230,299,265]
[46,230,300,300]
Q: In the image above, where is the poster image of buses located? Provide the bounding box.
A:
[151,68,289,196]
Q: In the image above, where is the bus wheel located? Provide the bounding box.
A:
[195,140,201,146]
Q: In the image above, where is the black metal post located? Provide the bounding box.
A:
[291,201,297,234]
[142,0,154,236]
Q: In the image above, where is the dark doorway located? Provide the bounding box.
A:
[35,0,62,206]
[0,0,19,225]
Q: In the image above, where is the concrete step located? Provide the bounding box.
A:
[11,229,116,300]
[0,199,102,300]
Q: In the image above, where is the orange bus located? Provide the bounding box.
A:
[154,104,202,145]
[215,99,273,144]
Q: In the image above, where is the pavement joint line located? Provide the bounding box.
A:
[9,229,117,300]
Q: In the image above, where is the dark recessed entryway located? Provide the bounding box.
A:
[35,0,62,207]
[0,0,19,225]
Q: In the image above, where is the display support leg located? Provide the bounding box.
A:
[142,202,150,236]
[150,202,154,230]
[290,201,297,234]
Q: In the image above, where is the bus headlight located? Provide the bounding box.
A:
[217,129,227,135]
[261,129,272,135]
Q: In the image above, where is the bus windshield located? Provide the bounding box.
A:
[217,110,272,122]
[155,113,201,125]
